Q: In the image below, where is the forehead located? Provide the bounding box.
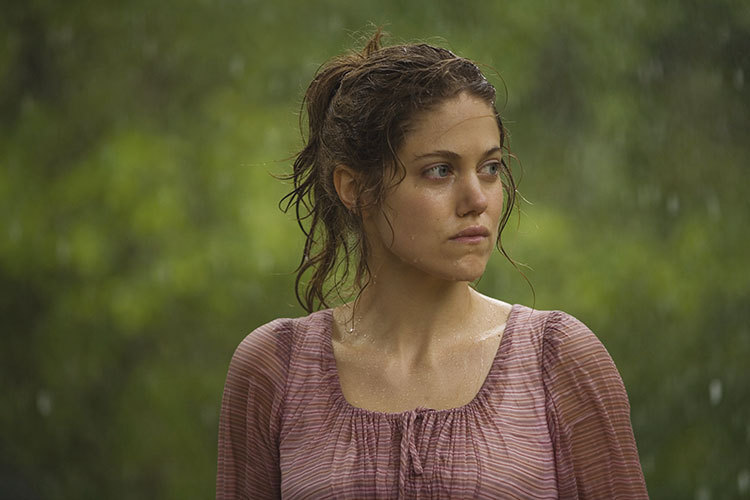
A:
[401,93,500,154]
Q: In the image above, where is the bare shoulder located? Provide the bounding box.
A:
[470,289,513,339]
[472,289,513,320]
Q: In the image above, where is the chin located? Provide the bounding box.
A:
[437,261,488,283]
[394,251,490,283]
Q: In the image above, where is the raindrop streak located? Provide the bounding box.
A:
[229,55,245,77]
[667,194,680,216]
[8,219,22,243]
[36,390,53,417]
[56,238,71,264]
[706,194,721,220]
[734,68,745,90]
[738,469,750,495]
[694,486,711,500]
[708,379,722,406]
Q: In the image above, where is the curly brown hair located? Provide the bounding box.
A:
[280,30,518,313]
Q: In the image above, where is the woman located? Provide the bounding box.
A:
[217,31,648,499]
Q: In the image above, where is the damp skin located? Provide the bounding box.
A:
[363,92,505,285]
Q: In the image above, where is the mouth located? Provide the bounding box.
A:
[450,225,491,243]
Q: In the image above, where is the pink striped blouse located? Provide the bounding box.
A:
[216,304,648,498]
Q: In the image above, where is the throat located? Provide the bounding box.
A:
[343,281,476,352]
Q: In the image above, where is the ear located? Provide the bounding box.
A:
[333,165,359,211]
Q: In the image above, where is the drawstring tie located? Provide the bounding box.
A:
[398,410,424,496]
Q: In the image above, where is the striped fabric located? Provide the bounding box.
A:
[217,305,648,499]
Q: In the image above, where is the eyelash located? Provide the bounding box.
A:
[480,161,501,176]
[424,164,452,178]
[423,161,502,179]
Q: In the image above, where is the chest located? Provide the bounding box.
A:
[333,335,502,413]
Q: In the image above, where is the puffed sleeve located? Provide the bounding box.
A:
[216,319,293,499]
[542,312,648,499]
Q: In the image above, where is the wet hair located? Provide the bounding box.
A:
[280,30,518,313]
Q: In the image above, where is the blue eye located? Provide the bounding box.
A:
[480,161,501,176]
[425,164,452,178]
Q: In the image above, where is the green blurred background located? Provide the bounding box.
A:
[2,0,748,498]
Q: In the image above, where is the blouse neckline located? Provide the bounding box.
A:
[319,303,522,419]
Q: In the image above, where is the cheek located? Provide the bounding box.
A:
[490,186,505,219]
[379,195,443,243]
[395,196,443,231]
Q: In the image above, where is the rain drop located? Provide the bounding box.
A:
[667,194,680,215]
[706,194,721,220]
[229,55,245,77]
[738,469,750,494]
[694,486,711,500]
[708,378,722,406]
[56,238,71,265]
[733,68,744,90]
[8,219,21,243]
[36,390,53,417]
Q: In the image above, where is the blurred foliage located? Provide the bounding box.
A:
[1,0,748,498]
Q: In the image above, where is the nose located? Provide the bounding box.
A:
[456,173,489,217]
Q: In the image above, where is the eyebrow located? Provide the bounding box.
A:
[412,146,503,161]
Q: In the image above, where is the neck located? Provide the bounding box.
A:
[340,259,483,363]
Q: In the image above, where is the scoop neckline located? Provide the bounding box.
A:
[320,303,522,419]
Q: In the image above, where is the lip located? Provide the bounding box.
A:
[450,225,491,243]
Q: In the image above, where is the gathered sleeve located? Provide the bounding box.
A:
[216,319,292,499]
[542,312,648,499]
